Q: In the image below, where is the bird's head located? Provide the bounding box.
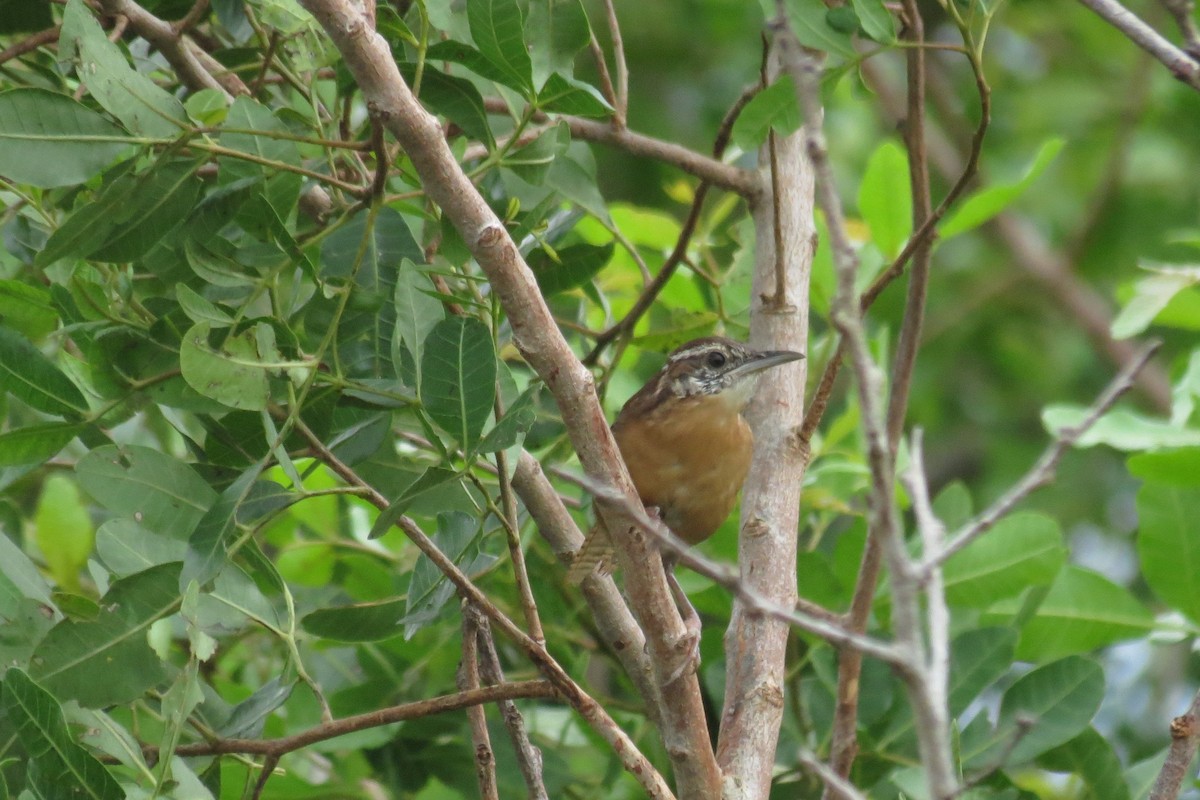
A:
[661,336,803,408]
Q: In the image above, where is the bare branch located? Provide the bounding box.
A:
[297,421,676,799]
[715,39,813,796]
[131,681,560,758]
[921,340,1161,574]
[599,0,628,127]
[572,475,902,665]
[1149,687,1200,800]
[0,26,58,66]
[474,610,550,800]
[1077,0,1200,89]
[96,0,243,97]
[1160,0,1200,59]
[295,1,718,793]
[459,607,499,800]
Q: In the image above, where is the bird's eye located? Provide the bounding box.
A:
[705,350,727,369]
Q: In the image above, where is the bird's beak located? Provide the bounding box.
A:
[730,349,804,380]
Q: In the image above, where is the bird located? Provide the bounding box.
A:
[567,337,803,619]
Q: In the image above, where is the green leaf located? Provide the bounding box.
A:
[177,284,235,327]
[942,512,1065,607]
[467,0,534,93]
[392,262,445,390]
[302,597,407,641]
[95,519,188,576]
[982,566,1153,661]
[219,677,293,738]
[527,0,591,88]
[545,148,611,224]
[59,0,185,137]
[851,0,896,42]
[218,97,302,232]
[0,279,58,341]
[29,563,182,707]
[368,467,462,540]
[0,88,129,188]
[76,445,216,537]
[940,138,1065,238]
[1127,448,1200,486]
[0,668,123,800]
[1042,405,1200,450]
[179,321,271,411]
[406,64,495,148]
[0,532,54,606]
[504,122,569,185]
[1137,481,1200,624]
[425,40,528,92]
[0,324,88,417]
[403,511,496,637]
[1038,727,1132,800]
[182,463,264,587]
[0,422,80,467]
[477,383,541,453]
[420,317,497,448]
[529,242,614,295]
[88,157,204,262]
[1111,264,1200,339]
[858,140,912,260]
[535,74,613,118]
[964,655,1105,769]
[783,0,857,58]
[731,75,802,152]
[34,475,94,592]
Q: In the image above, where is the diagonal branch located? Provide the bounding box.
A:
[1077,0,1200,89]
[294,3,717,793]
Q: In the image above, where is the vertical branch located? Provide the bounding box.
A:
[829,1,936,783]
[715,34,814,800]
[494,438,544,645]
[785,31,958,800]
[599,0,629,127]
[459,606,500,800]
[475,611,551,800]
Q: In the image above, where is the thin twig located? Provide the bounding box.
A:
[582,83,761,366]
[797,749,870,800]
[127,681,558,758]
[1160,0,1200,59]
[493,406,545,645]
[295,418,676,799]
[599,0,628,127]
[1076,0,1200,89]
[587,33,619,112]
[784,27,958,800]
[570,473,901,664]
[474,610,550,800]
[459,606,499,800]
[0,26,59,66]
[920,340,1160,574]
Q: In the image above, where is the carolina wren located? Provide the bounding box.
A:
[568,336,803,584]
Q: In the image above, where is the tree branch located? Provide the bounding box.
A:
[294,4,715,792]
[95,0,245,97]
[135,681,559,758]
[1149,686,1200,800]
[1077,0,1200,89]
[715,35,813,798]
[920,340,1160,574]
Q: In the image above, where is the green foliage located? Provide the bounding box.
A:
[0,0,1197,796]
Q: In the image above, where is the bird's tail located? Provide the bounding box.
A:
[566,523,615,584]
